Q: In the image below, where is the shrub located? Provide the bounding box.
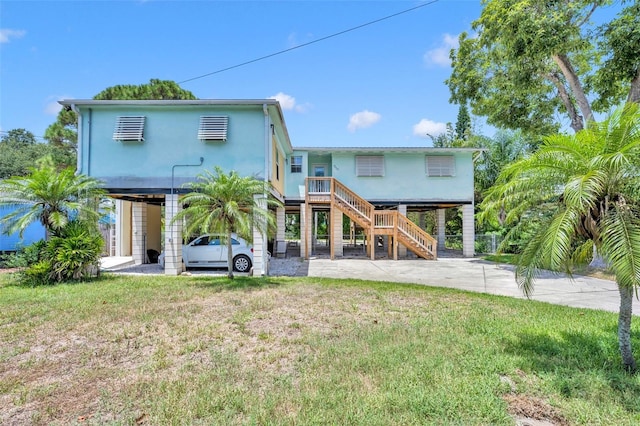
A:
[0,240,47,268]
[45,221,103,282]
[22,260,54,286]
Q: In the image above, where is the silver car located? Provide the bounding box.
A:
[158,234,253,272]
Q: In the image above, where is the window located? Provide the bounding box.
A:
[356,155,384,177]
[275,150,280,181]
[426,155,455,177]
[113,116,145,142]
[291,156,302,173]
[198,116,228,141]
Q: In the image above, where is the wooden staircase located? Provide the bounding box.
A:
[305,177,437,260]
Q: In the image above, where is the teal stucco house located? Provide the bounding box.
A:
[60,99,478,275]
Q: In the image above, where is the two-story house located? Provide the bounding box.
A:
[60,99,477,275]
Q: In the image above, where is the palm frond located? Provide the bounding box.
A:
[601,204,640,289]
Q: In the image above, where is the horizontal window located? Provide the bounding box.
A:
[356,155,384,177]
[113,116,145,142]
[198,116,228,141]
[290,156,302,173]
[426,155,455,177]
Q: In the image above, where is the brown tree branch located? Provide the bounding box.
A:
[547,72,584,132]
[553,54,594,125]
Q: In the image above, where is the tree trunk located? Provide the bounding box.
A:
[547,72,584,132]
[226,229,234,279]
[628,69,640,104]
[589,244,608,269]
[618,284,636,373]
[552,54,594,124]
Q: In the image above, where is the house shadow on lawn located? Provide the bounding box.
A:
[502,326,640,414]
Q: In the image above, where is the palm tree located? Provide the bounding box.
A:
[480,103,640,372]
[0,163,105,236]
[172,166,281,279]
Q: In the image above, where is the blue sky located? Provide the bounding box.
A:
[1,0,483,148]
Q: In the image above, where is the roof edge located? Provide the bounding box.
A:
[59,99,281,106]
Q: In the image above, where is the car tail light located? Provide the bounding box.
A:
[251,248,254,253]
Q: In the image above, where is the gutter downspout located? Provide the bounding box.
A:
[70,104,82,174]
[263,104,270,185]
[261,104,271,276]
[87,108,92,176]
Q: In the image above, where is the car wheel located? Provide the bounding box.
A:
[233,254,251,273]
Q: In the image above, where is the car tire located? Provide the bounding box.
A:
[233,254,252,273]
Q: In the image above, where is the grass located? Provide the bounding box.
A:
[1,272,639,425]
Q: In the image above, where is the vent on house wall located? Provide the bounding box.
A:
[113,116,146,142]
[356,155,384,177]
[426,155,455,177]
[198,116,228,141]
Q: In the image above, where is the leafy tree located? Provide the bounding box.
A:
[44,79,197,167]
[43,106,79,166]
[474,130,535,208]
[0,129,51,178]
[0,162,105,236]
[455,103,471,141]
[93,78,197,100]
[447,1,640,135]
[480,103,640,372]
[172,166,281,279]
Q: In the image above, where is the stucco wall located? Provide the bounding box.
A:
[284,150,474,203]
[78,105,268,190]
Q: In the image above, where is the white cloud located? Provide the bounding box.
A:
[44,95,72,116]
[412,119,447,138]
[0,29,26,44]
[287,31,313,48]
[423,33,459,67]
[269,92,311,113]
[347,110,381,133]
[270,92,296,110]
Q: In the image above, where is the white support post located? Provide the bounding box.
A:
[252,194,268,276]
[276,207,285,258]
[132,203,147,265]
[462,204,475,257]
[115,199,124,257]
[300,203,307,259]
[437,208,446,250]
[332,207,343,258]
[164,194,183,275]
[398,204,407,257]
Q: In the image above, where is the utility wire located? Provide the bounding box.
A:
[178,0,439,84]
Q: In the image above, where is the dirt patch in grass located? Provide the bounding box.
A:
[503,394,569,426]
[0,282,440,424]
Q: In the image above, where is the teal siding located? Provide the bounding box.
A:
[285,151,308,199]
[79,105,267,184]
[284,151,474,203]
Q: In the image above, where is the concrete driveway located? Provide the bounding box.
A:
[304,257,639,315]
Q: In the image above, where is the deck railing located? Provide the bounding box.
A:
[397,213,437,258]
[304,177,437,259]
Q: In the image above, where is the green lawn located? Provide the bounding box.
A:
[1,272,639,425]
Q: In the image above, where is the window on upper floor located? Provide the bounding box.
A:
[356,155,384,177]
[198,116,229,141]
[291,156,302,173]
[426,155,455,177]
[275,150,280,181]
[113,116,145,142]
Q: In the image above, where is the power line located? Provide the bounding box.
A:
[178,0,439,84]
